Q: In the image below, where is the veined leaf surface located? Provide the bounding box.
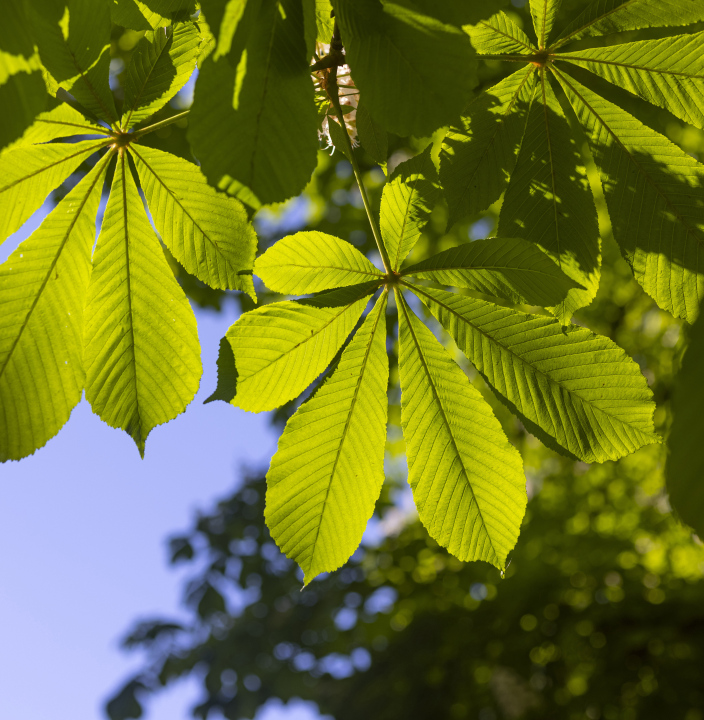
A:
[130,143,257,296]
[414,285,659,463]
[556,68,704,323]
[397,290,526,569]
[228,283,376,413]
[530,0,563,48]
[498,70,600,322]
[0,139,110,244]
[381,147,440,271]
[440,67,537,226]
[402,237,581,307]
[84,150,201,456]
[465,12,536,55]
[9,103,109,147]
[0,156,108,462]
[266,293,389,585]
[255,231,383,296]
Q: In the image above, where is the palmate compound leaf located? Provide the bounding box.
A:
[227,283,378,413]
[396,289,526,569]
[120,21,202,130]
[0,154,109,462]
[401,236,581,308]
[498,69,601,322]
[130,144,257,297]
[0,138,112,244]
[254,231,383,295]
[84,150,202,456]
[559,31,704,130]
[380,146,440,271]
[189,0,319,205]
[667,298,704,539]
[411,284,659,463]
[29,0,119,126]
[265,292,389,585]
[554,67,704,323]
[331,0,476,137]
[440,66,537,227]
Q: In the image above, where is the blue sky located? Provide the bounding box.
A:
[0,197,326,719]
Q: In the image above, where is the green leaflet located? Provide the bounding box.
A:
[0,138,110,244]
[356,97,388,166]
[531,0,562,48]
[111,0,196,30]
[559,31,704,130]
[667,301,704,539]
[465,11,536,55]
[0,0,47,151]
[314,0,334,43]
[255,231,383,295]
[414,284,659,463]
[9,102,108,147]
[228,283,375,413]
[121,22,201,130]
[498,70,600,322]
[555,68,704,324]
[381,146,440,270]
[553,0,704,49]
[266,293,389,585]
[30,0,119,125]
[402,237,581,307]
[203,0,260,60]
[130,144,257,297]
[440,67,537,226]
[332,0,475,137]
[84,151,202,456]
[189,0,319,205]
[396,290,526,570]
[0,155,108,462]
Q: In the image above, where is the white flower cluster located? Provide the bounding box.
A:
[314,42,359,151]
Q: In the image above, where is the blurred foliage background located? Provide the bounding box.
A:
[96,0,704,718]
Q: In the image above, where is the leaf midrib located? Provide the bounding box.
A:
[552,0,640,50]
[0,152,110,381]
[408,282,655,436]
[306,293,387,576]
[396,288,500,566]
[479,18,536,53]
[558,53,704,81]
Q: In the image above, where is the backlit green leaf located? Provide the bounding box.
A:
[255,231,383,295]
[465,12,536,55]
[396,290,526,569]
[555,67,704,323]
[0,155,108,462]
[440,67,537,226]
[559,31,704,130]
[402,237,581,307]
[30,0,119,124]
[332,0,475,137]
[121,22,201,130]
[10,101,108,147]
[355,97,388,166]
[498,70,600,322]
[189,0,318,204]
[530,0,562,48]
[130,143,257,296]
[381,146,440,271]
[266,293,389,585]
[84,150,202,456]
[414,284,660,463]
[0,138,110,244]
[228,283,376,413]
[111,0,196,30]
